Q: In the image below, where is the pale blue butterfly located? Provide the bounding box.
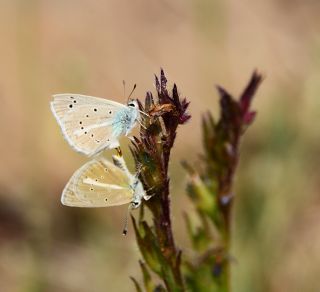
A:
[50,93,144,156]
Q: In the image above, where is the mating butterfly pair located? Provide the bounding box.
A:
[50,93,150,231]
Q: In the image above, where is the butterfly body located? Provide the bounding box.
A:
[50,94,140,156]
[112,102,140,137]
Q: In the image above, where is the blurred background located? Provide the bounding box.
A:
[0,0,320,291]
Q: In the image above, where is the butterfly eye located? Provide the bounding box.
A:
[128,102,136,108]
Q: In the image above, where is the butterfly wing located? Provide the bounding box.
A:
[61,163,94,207]
[61,158,134,207]
[51,94,126,120]
[51,94,128,155]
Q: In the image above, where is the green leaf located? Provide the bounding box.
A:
[139,261,156,292]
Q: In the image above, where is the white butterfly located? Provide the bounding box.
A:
[50,94,142,156]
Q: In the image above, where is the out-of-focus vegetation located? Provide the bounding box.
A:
[0,1,320,291]
[183,72,262,292]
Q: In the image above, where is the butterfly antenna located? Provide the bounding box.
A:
[127,84,137,102]
[122,204,132,236]
[123,80,126,103]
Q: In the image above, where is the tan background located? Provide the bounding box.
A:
[0,0,320,291]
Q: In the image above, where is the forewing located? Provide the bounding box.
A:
[51,94,127,155]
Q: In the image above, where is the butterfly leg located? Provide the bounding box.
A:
[134,162,143,177]
[144,186,156,200]
[115,146,123,158]
[137,118,147,130]
[158,116,168,138]
[144,194,152,200]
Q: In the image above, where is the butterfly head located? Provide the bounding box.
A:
[131,199,140,209]
[127,99,139,109]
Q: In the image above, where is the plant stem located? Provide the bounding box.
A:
[131,70,190,291]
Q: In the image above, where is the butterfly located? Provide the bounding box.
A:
[61,155,150,234]
[50,94,144,156]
